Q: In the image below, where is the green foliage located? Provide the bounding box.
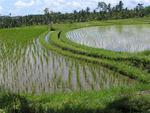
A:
[0,93,30,113]
[103,95,150,113]
[0,85,149,113]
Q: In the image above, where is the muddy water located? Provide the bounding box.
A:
[0,33,134,94]
[67,25,150,52]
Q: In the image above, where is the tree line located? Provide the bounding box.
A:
[0,1,150,28]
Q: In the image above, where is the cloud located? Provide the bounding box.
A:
[40,0,150,13]
[40,0,96,12]
[0,6,2,13]
[41,0,82,12]
[0,6,2,10]
[15,0,36,8]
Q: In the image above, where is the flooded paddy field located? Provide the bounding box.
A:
[0,31,134,94]
[67,25,150,52]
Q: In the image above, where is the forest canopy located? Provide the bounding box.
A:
[0,1,150,28]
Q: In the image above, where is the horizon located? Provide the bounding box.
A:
[0,0,150,16]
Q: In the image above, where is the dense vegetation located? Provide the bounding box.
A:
[0,1,150,28]
[0,84,149,113]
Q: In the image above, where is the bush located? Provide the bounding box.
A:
[104,96,150,113]
[0,93,31,113]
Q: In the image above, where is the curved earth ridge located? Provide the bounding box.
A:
[64,26,150,75]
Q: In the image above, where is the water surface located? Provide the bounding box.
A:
[67,25,150,52]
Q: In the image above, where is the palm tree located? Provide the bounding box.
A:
[118,1,124,11]
[136,3,144,17]
[97,2,107,12]
[86,7,90,13]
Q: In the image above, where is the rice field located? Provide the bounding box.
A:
[67,25,150,52]
[0,18,150,113]
[0,28,134,94]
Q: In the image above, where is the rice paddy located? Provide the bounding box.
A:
[0,29,134,94]
[0,18,150,113]
[67,25,150,52]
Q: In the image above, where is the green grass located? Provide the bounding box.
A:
[0,84,149,113]
[0,25,47,41]
[0,25,48,60]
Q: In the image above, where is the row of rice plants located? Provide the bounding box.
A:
[0,32,134,93]
[45,31,150,83]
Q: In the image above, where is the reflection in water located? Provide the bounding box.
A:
[67,25,150,52]
[0,35,134,94]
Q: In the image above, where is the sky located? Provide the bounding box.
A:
[0,0,150,16]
